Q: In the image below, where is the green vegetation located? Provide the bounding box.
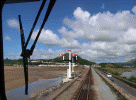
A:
[122,76,136,83]
[110,89,114,94]
[116,97,122,100]
[99,63,123,68]
[122,77,128,80]
[99,63,107,68]
[97,68,121,76]
[97,67,136,83]
[4,54,95,66]
[76,56,95,65]
[53,53,95,65]
[4,58,20,66]
[128,76,136,83]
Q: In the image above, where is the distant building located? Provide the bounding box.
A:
[93,64,101,67]
[84,65,90,68]
[123,65,131,68]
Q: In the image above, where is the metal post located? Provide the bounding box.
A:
[72,58,74,72]
[69,51,71,78]
[0,1,7,99]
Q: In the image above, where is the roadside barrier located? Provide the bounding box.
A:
[96,68,136,89]
[93,67,136,100]
[113,75,136,89]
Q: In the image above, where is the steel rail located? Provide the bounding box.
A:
[76,78,86,100]
[76,68,91,100]
[87,73,90,100]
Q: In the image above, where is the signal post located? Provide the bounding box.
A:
[59,50,77,79]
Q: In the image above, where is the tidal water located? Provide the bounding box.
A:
[6,74,66,100]
[120,68,136,78]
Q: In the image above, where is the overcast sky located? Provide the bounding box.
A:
[2,0,136,63]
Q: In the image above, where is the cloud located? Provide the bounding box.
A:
[61,7,136,43]
[31,29,80,49]
[60,38,80,49]
[73,7,90,21]
[4,52,21,59]
[101,3,105,9]
[6,5,136,63]
[31,29,61,45]
[4,49,63,60]
[79,41,136,63]
[58,6,136,62]
[5,35,12,41]
[121,27,136,44]
[31,48,63,59]
[30,6,136,63]
[132,5,136,13]
[7,18,19,29]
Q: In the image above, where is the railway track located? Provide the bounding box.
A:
[75,67,95,100]
[46,67,96,100]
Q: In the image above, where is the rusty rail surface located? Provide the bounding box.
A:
[74,67,95,100]
[46,68,90,100]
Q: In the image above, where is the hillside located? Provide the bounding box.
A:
[53,53,95,65]
[127,58,136,65]
[116,58,136,66]
[4,58,23,66]
[99,63,123,68]
[4,53,95,66]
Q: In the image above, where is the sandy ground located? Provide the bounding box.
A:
[4,66,83,91]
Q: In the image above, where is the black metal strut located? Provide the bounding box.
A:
[18,0,56,95]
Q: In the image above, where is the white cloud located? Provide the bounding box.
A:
[31,29,61,45]
[7,18,19,29]
[132,5,136,13]
[31,48,63,59]
[30,6,136,63]
[101,3,105,9]
[58,26,75,38]
[31,29,80,49]
[5,35,12,41]
[60,38,80,48]
[4,52,21,59]
[6,5,136,63]
[61,7,136,42]
[121,27,136,44]
[73,7,90,21]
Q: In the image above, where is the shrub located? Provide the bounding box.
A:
[128,76,136,83]
[122,76,128,80]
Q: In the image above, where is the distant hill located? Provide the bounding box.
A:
[111,58,136,67]
[125,58,136,66]
[4,53,95,66]
[4,58,23,66]
[99,63,123,68]
[53,53,95,65]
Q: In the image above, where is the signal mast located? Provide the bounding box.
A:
[59,50,77,79]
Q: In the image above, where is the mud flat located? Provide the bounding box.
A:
[4,66,84,99]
